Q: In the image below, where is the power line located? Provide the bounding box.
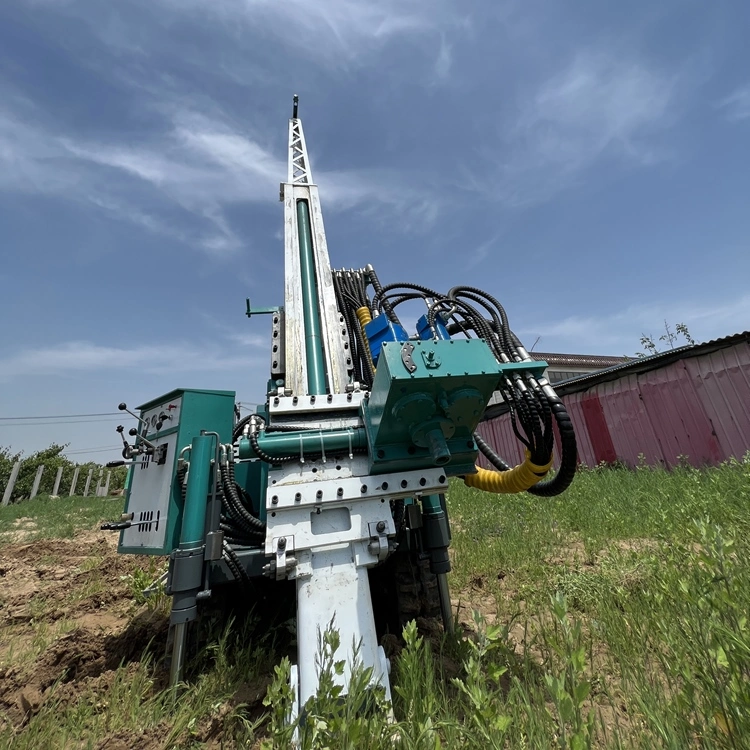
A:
[0,412,121,420]
[63,446,121,455]
[0,418,123,426]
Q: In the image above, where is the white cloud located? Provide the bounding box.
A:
[155,0,450,68]
[1,98,438,254]
[718,84,750,122]
[0,340,262,383]
[479,50,678,208]
[517,294,750,355]
[433,35,453,81]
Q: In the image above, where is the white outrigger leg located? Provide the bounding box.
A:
[264,452,448,717]
[296,546,392,707]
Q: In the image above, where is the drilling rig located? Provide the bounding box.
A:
[103,96,577,716]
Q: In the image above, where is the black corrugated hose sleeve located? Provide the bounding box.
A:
[219,463,265,536]
[176,464,187,502]
[222,541,252,588]
[527,395,577,497]
[232,415,253,442]
[474,432,511,471]
[474,400,576,497]
[249,429,298,464]
[227,461,265,530]
[367,267,403,326]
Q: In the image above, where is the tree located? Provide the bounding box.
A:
[0,444,128,503]
[637,320,696,357]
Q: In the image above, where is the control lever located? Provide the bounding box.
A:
[101,520,132,531]
[128,427,158,451]
[106,460,138,468]
[116,425,134,459]
[118,402,149,428]
[101,512,134,532]
[156,411,172,431]
[126,429,169,465]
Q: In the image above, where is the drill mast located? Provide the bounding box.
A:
[280,96,350,397]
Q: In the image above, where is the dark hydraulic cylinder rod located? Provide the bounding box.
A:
[297,199,327,395]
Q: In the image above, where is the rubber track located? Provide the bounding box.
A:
[394,553,441,626]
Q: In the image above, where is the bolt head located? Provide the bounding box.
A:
[376,521,386,532]
[277,537,286,549]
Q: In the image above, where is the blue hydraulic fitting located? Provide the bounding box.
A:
[364,315,409,365]
[416,313,450,341]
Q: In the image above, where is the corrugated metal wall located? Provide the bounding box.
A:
[478,339,750,469]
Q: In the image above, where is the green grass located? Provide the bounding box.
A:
[2,458,749,748]
[0,495,124,547]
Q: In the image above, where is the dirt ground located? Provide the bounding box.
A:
[0,525,629,747]
[0,530,175,742]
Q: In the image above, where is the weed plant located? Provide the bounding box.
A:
[1,457,748,747]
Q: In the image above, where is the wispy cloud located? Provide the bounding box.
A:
[476,50,678,208]
[517,293,750,355]
[155,0,453,69]
[433,34,453,82]
[718,84,750,122]
[0,97,439,254]
[0,340,263,383]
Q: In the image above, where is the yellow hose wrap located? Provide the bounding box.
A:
[356,307,376,375]
[463,450,554,494]
[356,306,372,328]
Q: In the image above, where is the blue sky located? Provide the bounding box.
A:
[1,0,749,463]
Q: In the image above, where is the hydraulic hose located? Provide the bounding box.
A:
[464,450,553,494]
[329,267,578,497]
[474,432,510,471]
[222,540,252,588]
[527,395,577,497]
[232,414,253,442]
[219,461,265,533]
[366,266,403,326]
[356,306,376,376]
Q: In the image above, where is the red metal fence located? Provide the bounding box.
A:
[478,333,750,469]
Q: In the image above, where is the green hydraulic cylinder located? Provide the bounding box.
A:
[297,199,327,395]
[168,433,215,687]
[179,434,214,548]
[237,427,367,460]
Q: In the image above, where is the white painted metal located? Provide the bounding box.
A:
[1,460,21,506]
[120,432,179,550]
[296,546,392,707]
[140,397,182,440]
[288,119,313,185]
[270,392,366,415]
[282,186,308,396]
[282,113,351,397]
[264,453,448,714]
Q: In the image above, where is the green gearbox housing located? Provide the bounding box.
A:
[362,338,506,475]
